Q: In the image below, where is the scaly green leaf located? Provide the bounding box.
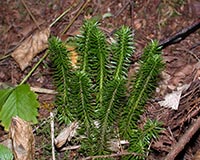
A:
[112,26,134,80]
[120,42,164,139]
[124,120,162,160]
[97,78,126,154]
[71,71,95,135]
[48,36,74,124]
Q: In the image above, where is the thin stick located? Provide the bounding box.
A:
[114,1,130,18]
[84,152,145,160]
[159,19,200,49]
[30,86,57,94]
[164,116,200,160]
[61,0,91,35]
[20,0,41,30]
[50,112,56,160]
[0,54,11,61]
[0,3,76,61]
[49,2,79,28]
[19,50,49,85]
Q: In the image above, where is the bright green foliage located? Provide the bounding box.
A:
[0,144,13,160]
[120,42,164,139]
[111,26,134,80]
[0,88,12,111]
[141,40,162,61]
[95,26,134,154]
[91,27,108,109]
[49,18,164,158]
[48,37,74,124]
[76,19,109,110]
[70,71,94,136]
[124,120,162,160]
[76,19,100,72]
[0,84,39,130]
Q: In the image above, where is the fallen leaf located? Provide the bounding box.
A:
[11,27,50,71]
[108,139,129,152]
[66,44,78,68]
[193,149,200,160]
[55,121,78,148]
[158,84,190,110]
[9,116,35,160]
[133,19,146,30]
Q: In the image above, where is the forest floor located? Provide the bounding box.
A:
[0,0,200,160]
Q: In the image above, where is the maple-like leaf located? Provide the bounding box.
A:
[0,84,39,130]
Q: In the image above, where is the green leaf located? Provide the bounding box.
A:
[125,120,162,160]
[120,42,164,139]
[111,26,134,80]
[71,71,95,135]
[0,84,39,130]
[0,144,13,160]
[48,36,74,124]
[0,88,13,111]
[96,78,126,154]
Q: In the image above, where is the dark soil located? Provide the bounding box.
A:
[0,0,200,159]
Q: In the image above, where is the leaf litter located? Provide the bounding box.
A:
[9,116,35,160]
[1,0,200,160]
[11,27,50,71]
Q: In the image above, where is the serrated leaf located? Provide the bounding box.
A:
[0,84,39,130]
[0,144,13,160]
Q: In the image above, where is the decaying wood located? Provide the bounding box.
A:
[164,116,200,160]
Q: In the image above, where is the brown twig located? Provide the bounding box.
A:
[114,1,131,18]
[159,19,200,50]
[164,116,200,160]
[129,0,134,28]
[20,0,41,30]
[61,0,91,35]
[84,152,145,160]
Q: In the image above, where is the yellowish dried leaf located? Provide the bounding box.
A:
[9,116,35,160]
[11,28,50,71]
[66,44,78,68]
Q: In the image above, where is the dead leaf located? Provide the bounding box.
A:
[158,84,190,110]
[11,27,50,71]
[55,121,78,148]
[133,19,146,30]
[108,139,129,152]
[66,45,78,68]
[193,149,200,160]
[9,116,35,160]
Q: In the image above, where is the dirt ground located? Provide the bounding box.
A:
[0,0,200,159]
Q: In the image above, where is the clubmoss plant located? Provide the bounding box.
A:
[48,18,164,159]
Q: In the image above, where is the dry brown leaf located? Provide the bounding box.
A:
[158,84,190,110]
[193,149,200,160]
[55,121,78,148]
[66,44,78,68]
[9,116,35,160]
[133,19,146,30]
[11,27,50,71]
